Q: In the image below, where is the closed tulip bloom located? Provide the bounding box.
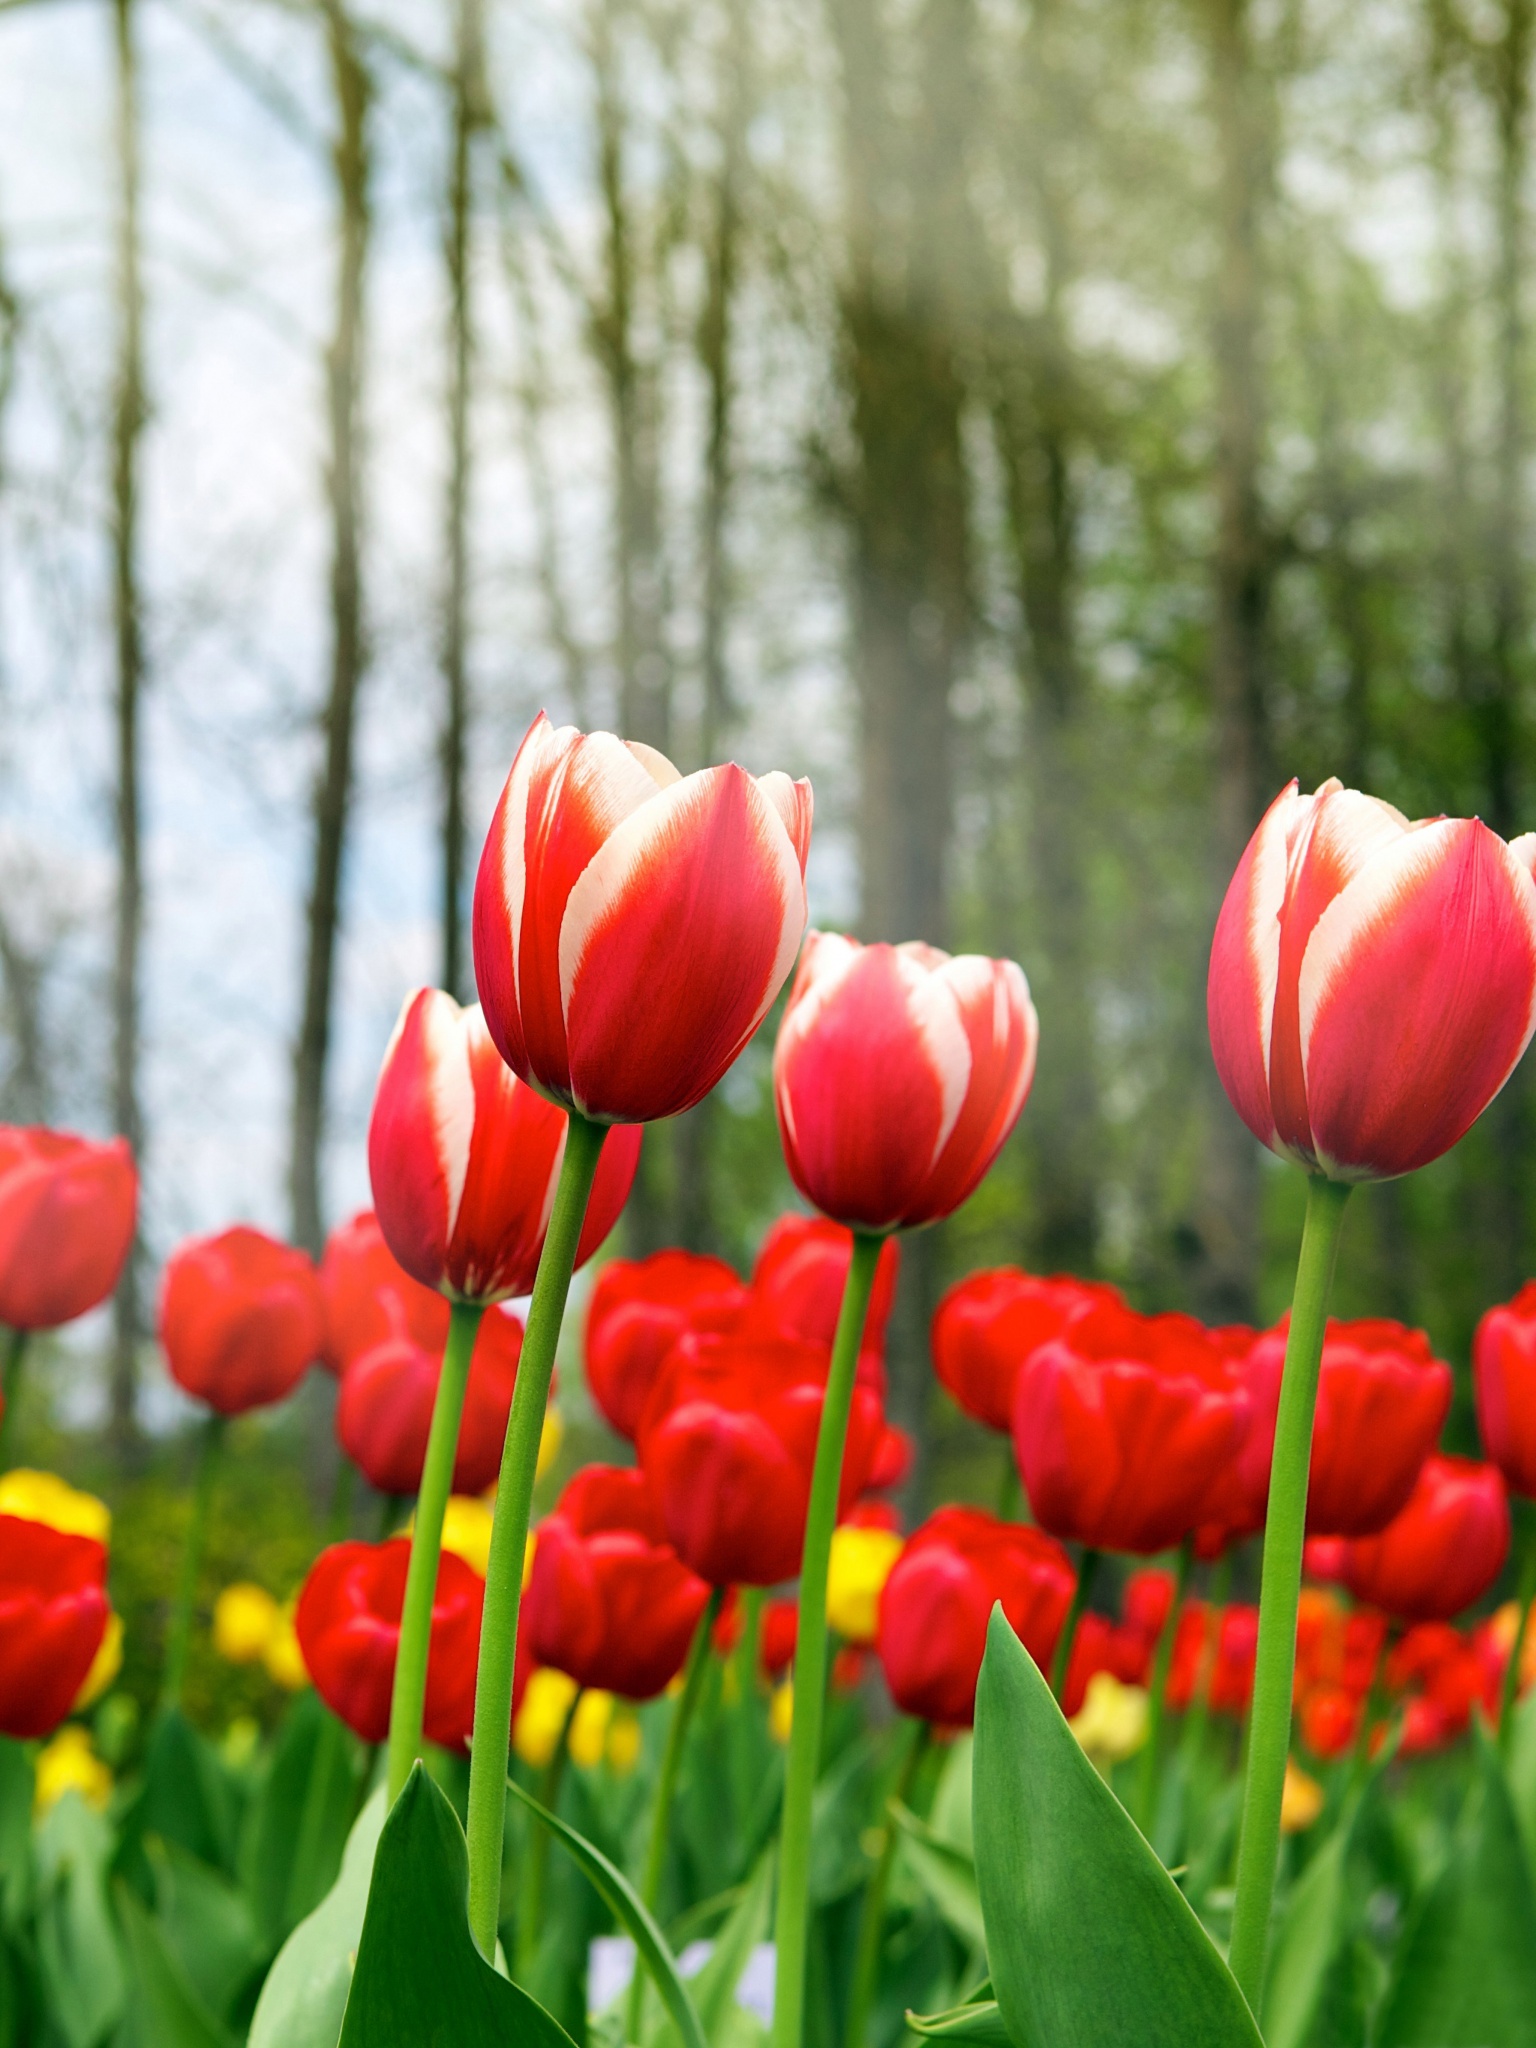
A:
[160,1226,324,1416]
[746,1216,900,1361]
[932,1268,1124,1434]
[0,1515,110,1739]
[774,935,1038,1232]
[295,1538,482,1747]
[1338,1454,1510,1622]
[0,1126,137,1332]
[473,714,812,1123]
[637,1332,885,1586]
[1474,1282,1536,1498]
[877,1507,1075,1727]
[1208,778,1536,1181]
[866,1422,914,1492]
[368,988,641,1303]
[584,1250,748,1442]
[319,1209,447,1376]
[1299,1684,1362,1760]
[336,1306,528,1497]
[1239,1317,1452,1537]
[525,1465,710,1699]
[1014,1304,1252,1554]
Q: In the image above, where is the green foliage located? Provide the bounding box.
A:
[248,1787,385,2048]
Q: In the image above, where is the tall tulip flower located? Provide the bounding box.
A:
[584,1250,747,1442]
[1211,778,1536,2006]
[1337,1455,1510,1623]
[932,1267,1123,1434]
[0,1514,110,1739]
[463,716,811,1957]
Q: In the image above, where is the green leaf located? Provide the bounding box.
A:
[248,1787,385,2048]
[1260,1820,1350,2048]
[1375,1727,1536,2047]
[0,1741,32,1931]
[113,1879,233,2048]
[972,1606,1262,2048]
[338,1766,578,2048]
[507,1776,708,2048]
[240,1691,364,1946]
[34,1791,126,2048]
[1506,1679,1536,1878]
[906,1998,1013,2046]
[146,1835,266,2023]
[133,1707,240,1875]
[667,1843,775,2048]
[927,1734,974,1858]
[890,1800,986,1952]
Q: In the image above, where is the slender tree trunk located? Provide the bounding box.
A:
[440,0,484,999]
[109,0,147,1452]
[291,0,370,1256]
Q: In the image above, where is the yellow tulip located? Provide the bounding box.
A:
[513,1668,578,1768]
[770,1680,794,1745]
[825,1527,903,1644]
[568,1690,614,1770]
[72,1610,123,1711]
[1069,1673,1149,1764]
[213,1583,280,1664]
[440,1497,495,1578]
[35,1726,112,1815]
[263,1600,310,1691]
[0,1469,111,1544]
[1280,1759,1325,1834]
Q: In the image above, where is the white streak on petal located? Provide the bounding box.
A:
[905,954,974,1164]
[625,740,682,788]
[423,991,477,1242]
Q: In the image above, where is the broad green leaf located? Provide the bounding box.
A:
[146,1835,266,2023]
[338,1766,578,2048]
[972,1606,1262,2048]
[808,1731,884,1906]
[240,1690,362,1946]
[134,1708,239,1874]
[1260,1821,1350,2048]
[34,1791,126,2048]
[907,1998,1012,2046]
[928,1734,973,1858]
[1375,1728,1536,2047]
[114,1879,233,2048]
[508,1776,708,2048]
[890,1801,986,1952]
[0,1742,31,1930]
[247,1787,385,2048]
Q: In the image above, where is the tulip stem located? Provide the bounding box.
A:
[161,1411,226,1712]
[1050,1548,1100,1701]
[386,1297,485,1803]
[1498,1517,1536,1747]
[326,1451,356,1543]
[843,1718,929,2048]
[1136,1536,1193,1834]
[626,1586,724,2043]
[1228,1172,1351,2013]
[771,1228,885,2048]
[465,1110,609,1961]
[0,1327,26,1468]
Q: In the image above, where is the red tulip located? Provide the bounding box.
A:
[0,1514,110,1739]
[1014,1304,1252,1554]
[1208,778,1536,1181]
[1238,1318,1452,1538]
[1167,1603,1259,1716]
[336,1306,528,1496]
[761,1598,799,1681]
[1299,1683,1362,1759]
[368,988,641,1304]
[1474,1281,1536,1498]
[866,1423,914,1492]
[1339,1455,1510,1621]
[636,1332,885,1586]
[473,714,812,1124]
[584,1250,748,1442]
[160,1226,324,1416]
[294,1538,482,1746]
[773,935,1037,1231]
[1060,1613,1153,1719]
[932,1268,1124,1434]
[1294,1588,1386,1697]
[319,1209,447,1377]
[876,1507,1075,1727]
[0,1126,137,1332]
[525,1465,710,1699]
[746,1216,900,1362]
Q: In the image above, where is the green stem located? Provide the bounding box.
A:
[1228,1173,1351,2013]
[996,1457,1022,1520]
[465,1110,608,1960]
[843,1720,929,2048]
[161,1412,226,1711]
[387,1298,485,1802]
[514,1688,578,1981]
[1050,1548,1101,1701]
[1136,1537,1194,1831]
[1499,1514,1536,1747]
[771,1229,885,2048]
[0,1328,28,1469]
[626,1587,724,2042]
[327,1450,357,1543]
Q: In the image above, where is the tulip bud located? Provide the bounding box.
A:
[583,1250,748,1442]
[318,1209,447,1376]
[1336,1454,1510,1622]
[0,1125,137,1332]
[160,1226,324,1416]
[746,1215,900,1362]
[335,1304,527,1497]
[932,1268,1124,1434]
[0,1513,111,1739]
[1474,1282,1536,1499]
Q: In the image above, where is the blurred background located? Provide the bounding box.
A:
[1,0,1532,1546]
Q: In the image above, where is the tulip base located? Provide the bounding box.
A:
[771,1228,884,2048]
[465,1110,609,1961]
[1228,1173,1352,2010]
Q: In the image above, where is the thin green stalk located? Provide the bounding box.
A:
[1136,1536,1194,1831]
[0,1328,28,1469]
[843,1719,929,2048]
[1050,1548,1101,1701]
[465,1110,608,1960]
[771,1229,885,2048]
[996,1457,1022,1520]
[515,1688,579,1981]
[378,1490,404,1540]
[1228,1173,1351,2013]
[1499,1512,1536,1747]
[327,1448,357,1542]
[626,1587,724,2042]
[387,1298,485,1801]
[161,1412,226,1711]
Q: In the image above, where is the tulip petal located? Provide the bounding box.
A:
[912,956,1038,1227]
[1207,780,1304,1155]
[1299,818,1536,1178]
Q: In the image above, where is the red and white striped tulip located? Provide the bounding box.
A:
[368,988,641,1304]
[1208,778,1536,1180]
[473,714,813,1123]
[773,934,1038,1231]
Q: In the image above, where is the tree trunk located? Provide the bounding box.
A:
[291,0,370,1256]
[109,0,147,1452]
